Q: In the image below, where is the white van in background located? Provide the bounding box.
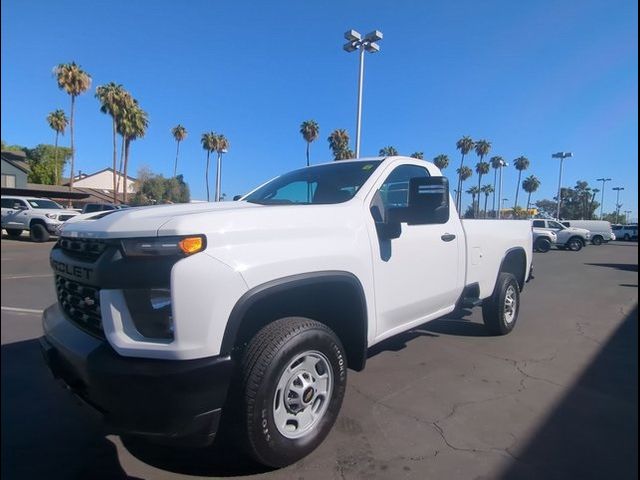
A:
[560,220,614,245]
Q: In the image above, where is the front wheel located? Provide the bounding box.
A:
[591,236,603,246]
[29,223,50,242]
[534,237,551,253]
[482,272,520,335]
[567,237,584,251]
[236,317,347,467]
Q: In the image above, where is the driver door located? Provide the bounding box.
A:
[367,164,463,339]
[2,199,28,229]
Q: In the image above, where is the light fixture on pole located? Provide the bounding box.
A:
[612,187,624,224]
[497,159,508,219]
[596,177,611,220]
[551,151,573,219]
[343,29,383,158]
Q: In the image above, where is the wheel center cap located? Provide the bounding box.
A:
[303,387,314,403]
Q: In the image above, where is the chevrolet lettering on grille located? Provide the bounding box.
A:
[51,260,93,281]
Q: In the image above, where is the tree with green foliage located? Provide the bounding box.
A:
[379,146,399,156]
[466,185,480,217]
[433,154,449,171]
[300,120,319,167]
[54,62,92,191]
[130,169,190,205]
[474,161,490,216]
[535,180,600,220]
[328,129,353,160]
[410,152,424,159]
[117,98,148,203]
[489,156,504,215]
[522,175,541,217]
[25,144,72,185]
[481,184,494,218]
[46,109,68,185]
[213,134,230,202]
[96,82,128,199]
[512,156,530,211]
[456,165,473,216]
[171,124,188,177]
[201,132,217,201]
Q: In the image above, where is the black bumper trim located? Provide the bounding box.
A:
[40,309,234,445]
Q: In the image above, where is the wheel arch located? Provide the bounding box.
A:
[498,247,527,291]
[220,271,368,371]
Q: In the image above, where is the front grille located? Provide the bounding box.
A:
[59,214,76,222]
[57,237,109,261]
[56,275,104,338]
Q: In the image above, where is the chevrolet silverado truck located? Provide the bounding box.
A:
[40,156,533,467]
[1,195,80,242]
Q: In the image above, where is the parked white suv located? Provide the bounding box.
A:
[531,219,590,251]
[40,157,533,467]
[560,220,614,245]
[1,195,80,242]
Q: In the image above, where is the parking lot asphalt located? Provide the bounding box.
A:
[1,235,637,480]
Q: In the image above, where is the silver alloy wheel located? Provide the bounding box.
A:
[273,350,333,439]
[504,285,517,324]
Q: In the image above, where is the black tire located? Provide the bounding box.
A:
[591,236,603,246]
[5,229,23,238]
[534,237,551,253]
[567,236,584,251]
[234,317,347,467]
[29,223,50,243]
[482,272,520,335]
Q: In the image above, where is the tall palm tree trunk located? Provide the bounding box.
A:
[174,140,181,178]
[491,169,498,217]
[205,151,211,202]
[112,118,117,202]
[123,139,131,204]
[215,153,222,202]
[68,95,76,205]
[476,174,483,216]
[306,142,310,167]
[457,153,465,211]
[526,191,532,217]
[116,135,125,201]
[53,131,60,185]
[513,171,523,211]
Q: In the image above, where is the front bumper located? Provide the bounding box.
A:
[40,304,234,446]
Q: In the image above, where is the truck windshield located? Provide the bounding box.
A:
[244,161,382,205]
[27,199,62,209]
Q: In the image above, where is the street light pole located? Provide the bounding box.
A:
[596,177,612,220]
[215,148,227,202]
[497,159,508,219]
[552,152,573,219]
[344,29,383,158]
[613,187,624,224]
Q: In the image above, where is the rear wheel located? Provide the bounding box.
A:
[591,235,603,246]
[5,229,23,238]
[567,237,584,251]
[482,272,520,335]
[534,237,551,253]
[29,223,50,243]
[234,317,347,467]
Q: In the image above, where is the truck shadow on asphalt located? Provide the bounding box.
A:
[499,305,638,480]
[584,262,638,272]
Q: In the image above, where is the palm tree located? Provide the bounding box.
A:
[522,175,541,218]
[467,185,480,217]
[54,62,92,194]
[328,129,351,160]
[172,124,188,177]
[433,154,449,171]
[481,184,494,218]
[512,156,530,211]
[456,165,473,216]
[475,161,490,216]
[300,120,319,167]
[379,146,399,156]
[489,156,504,216]
[214,134,230,202]
[410,152,424,159]
[455,136,475,212]
[201,132,217,202]
[95,83,127,201]
[117,101,149,203]
[46,109,68,185]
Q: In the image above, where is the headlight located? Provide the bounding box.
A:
[121,235,206,257]
[124,288,173,339]
[45,213,58,220]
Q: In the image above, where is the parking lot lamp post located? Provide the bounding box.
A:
[497,159,508,219]
[552,152,573,219]
[612,187,624,224]
[343,29,383,158]
[596,177,612,219]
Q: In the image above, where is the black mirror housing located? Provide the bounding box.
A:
[233,195,243,201]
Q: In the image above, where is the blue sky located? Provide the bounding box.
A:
[1,0,637,218]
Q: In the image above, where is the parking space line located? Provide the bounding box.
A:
[1,274,53,280]
[1,306,43,315]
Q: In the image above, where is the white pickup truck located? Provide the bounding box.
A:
[1,195,80,242]
[40,156,533,467]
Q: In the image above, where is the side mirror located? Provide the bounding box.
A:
[233,195,243,201]
[374,216,401,240]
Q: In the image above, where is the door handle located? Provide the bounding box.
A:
[441,233,456,242]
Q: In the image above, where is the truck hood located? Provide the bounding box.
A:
[60,202,261,238]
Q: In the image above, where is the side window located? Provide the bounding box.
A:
[561,222,570,227]
[532,220,545,228]
[371,165,430,223]
[11,199,27,209]
[84,204,100,213]
[1,198,14,208]
[548,221,564,229]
